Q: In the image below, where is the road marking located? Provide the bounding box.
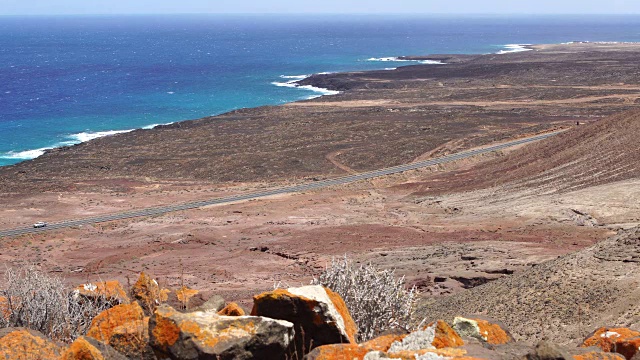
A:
[0,131,562,238]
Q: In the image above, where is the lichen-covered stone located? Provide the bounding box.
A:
[430,320,464,349]
[218,302,246,316]
[108,317,156,360]
[306,334,407,360]
[75,280,130,305]
[149,304,295,360]
[61,336,128,360]
[453,317,512,345]
[86,302,145,342]
[582,327,640,358]
[131,272,169,313]
[0,328,62,360]
[252,285,357,354]
[192,295,226,313]
[573,352,626,360]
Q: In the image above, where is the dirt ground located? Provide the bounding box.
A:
[0,145,629,311]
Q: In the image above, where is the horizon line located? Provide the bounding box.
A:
[1,12,639,17]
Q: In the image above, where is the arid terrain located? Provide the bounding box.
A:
[1,42,639,343]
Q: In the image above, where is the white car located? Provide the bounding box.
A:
[33,222,48,228]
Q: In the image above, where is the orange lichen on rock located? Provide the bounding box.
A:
[86,302,145,342]
[108,317,150,358]
[176,285,199,307]
[305,344,370,360]
[0,296,9,321]
[325,287,358,344]
[475,319,511,345]
[582,327,640,353]
[612,337,640,360]
[60,337,105,360]
[150,307,181,350]
[387,347,467,359]
[218,302,246,316]
[131,272,168,311]
[0,329,63,360]
[75,280,130,304]
[453,317,512,345]
[573,352,626,360]
[430,320,464,349]
[361,334,407,352]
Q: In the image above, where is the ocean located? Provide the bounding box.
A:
[2,14,640,166]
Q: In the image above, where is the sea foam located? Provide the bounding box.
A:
[367,57,445,65]
[272,74,341,98]
[497,44,533,54]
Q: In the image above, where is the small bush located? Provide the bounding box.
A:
[313,256,418,342]
[0,266,111,342]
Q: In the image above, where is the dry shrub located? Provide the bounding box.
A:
[0,266,111,342]
[313,256,418,342]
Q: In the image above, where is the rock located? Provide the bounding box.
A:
[61,336,128,360]
[192,295,226,313]
[582,327,640,359]
[74,280,130,305]
[385,321,462,354]
[251,285,357,354]
[175,286,199,309]
[108,317,156,360]
[384,347,468,359]
[218,302,246,316]
[149,304,295,360]
[86,302,145,342]
[0,328,63,360]
[305,344,371,360]
[453,317,512,345]
[131,272,170,313]
[305,334,406,360]
[430,320,464,349]
[573,352,626,360]
[526,341,572,359]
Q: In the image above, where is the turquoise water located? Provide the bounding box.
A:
[2,14,640,166]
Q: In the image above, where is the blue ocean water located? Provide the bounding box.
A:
[2,14,640,166]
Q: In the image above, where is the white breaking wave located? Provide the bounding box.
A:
[497,44,533,54]
[1,129,142,162]
[272,73,341,98]
[67,129,134,143]
[0,148,50,160]
[367,57,445,65]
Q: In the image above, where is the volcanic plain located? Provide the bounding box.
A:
[0,43,639,339]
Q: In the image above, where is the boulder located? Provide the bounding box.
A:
[192,295,226,313]
[218,302,246,316]
[430,320,464,349]
[252,285,357,354]
[306,334,406,360]
[453,317,512,345]
[526,341,572,359]
[74,280,130,305]
[371,347,468,360]
[385,321,463,354]
[86,302,145,342]
[131,272,170,313]
[573,352,626,360]
[0,328,63,360]
[61,336,128,360]
[108,317,156,360]
[149,304,295,360]
[582,327,640,359]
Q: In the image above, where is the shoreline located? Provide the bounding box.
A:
[0,43,538,168]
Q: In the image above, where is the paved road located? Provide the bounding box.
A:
[0,131,562,238]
